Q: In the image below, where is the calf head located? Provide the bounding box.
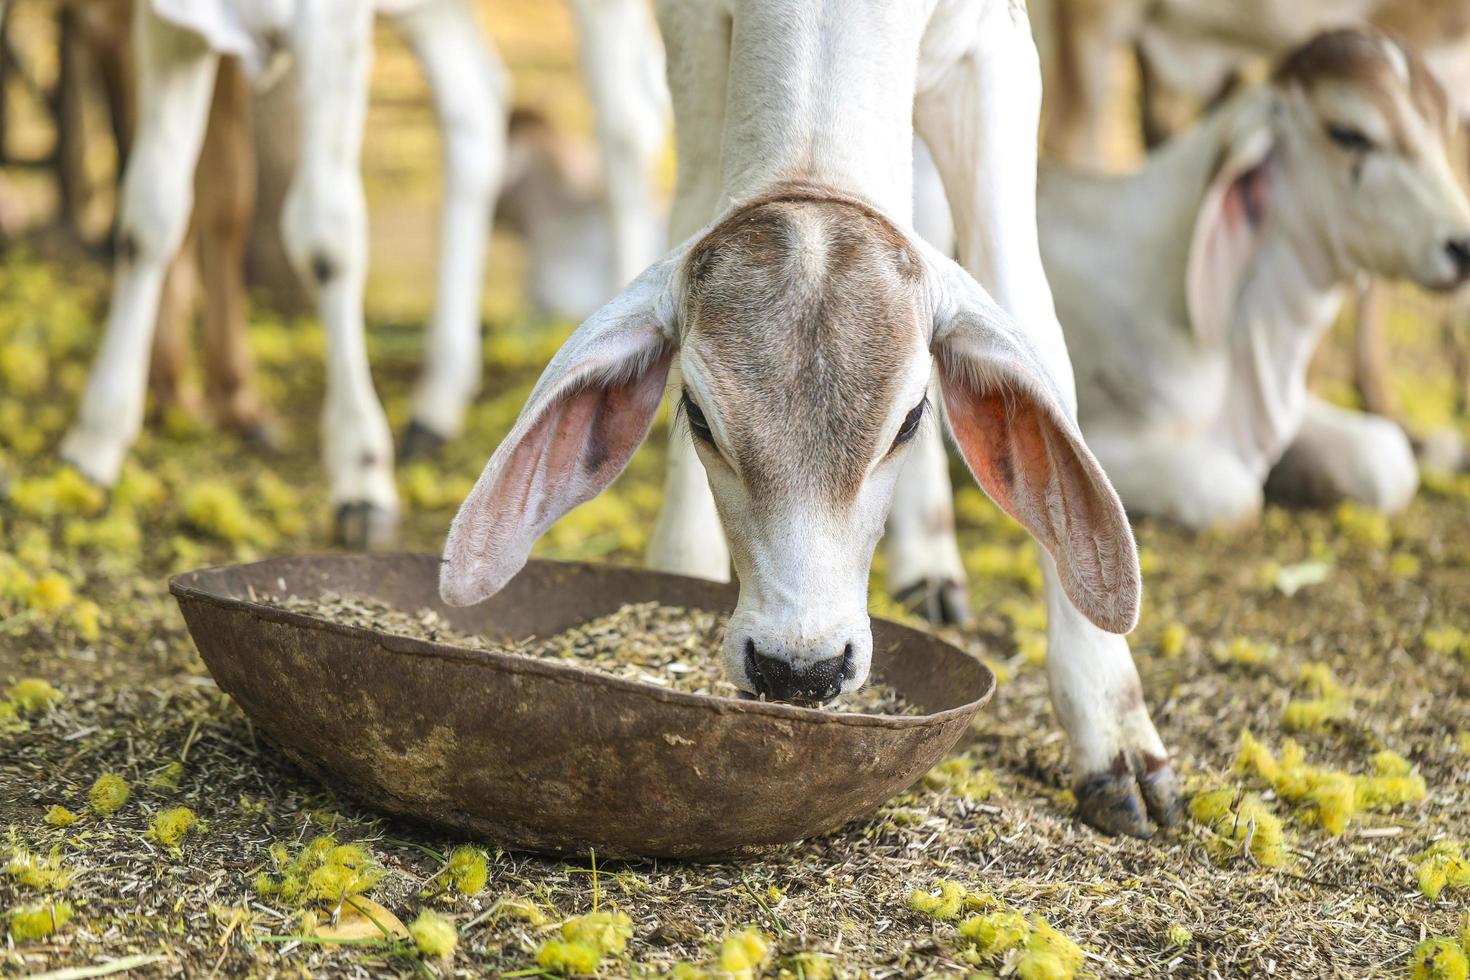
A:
[1189,29,1470,342]
[441,185,1139,703]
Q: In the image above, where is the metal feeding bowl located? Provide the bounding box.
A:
[170,554,994,860]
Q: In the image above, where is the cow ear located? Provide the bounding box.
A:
[1186,126,1276,347]
[440,257,680,606]
[925,250,1141,634]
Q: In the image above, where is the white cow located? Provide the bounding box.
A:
[442,0,1180,838]
[1036,30,1470,527]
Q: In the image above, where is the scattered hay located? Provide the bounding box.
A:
[1234,732,1426,835]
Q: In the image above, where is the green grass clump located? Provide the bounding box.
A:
[181,480,275,547]
[1215,638,1279,667]
[88,773,131,816]
[909,879,973,920]
[147,806,199,851]
[410,908,458,958]
[1233,733,1426,835]
[7,901,73,941]
[923,755,997,801]
[253,835,383,907]
[719,927,772,979]
[6,678,61,712]
[1411,938,1469,980]
[1282,663,1352,732]
[1414,842,1470,901]
[537,939,602,975]
[6,847,73,891]
[561,909,633,955]
[1188,788,1291,866]
[444,844,488,896]
[43,805,77,828]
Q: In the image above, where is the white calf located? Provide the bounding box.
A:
[1033,30,1470,528]
[442,0,1180,838]
[59,0,666,546]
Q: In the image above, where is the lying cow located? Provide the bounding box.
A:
[1036,29,1470,528]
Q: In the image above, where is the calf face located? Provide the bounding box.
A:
[1275,30,1470,289]
[441,184,1140,704]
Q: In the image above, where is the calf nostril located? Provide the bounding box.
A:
[840,642,855,681]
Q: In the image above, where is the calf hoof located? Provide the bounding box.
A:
[236,418,284,453]
[894,578,972,626]
[1077,757,1182,839]
[333,502,397,551]
[400,420,448,462]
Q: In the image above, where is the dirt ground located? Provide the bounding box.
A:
[3,3,1470,977]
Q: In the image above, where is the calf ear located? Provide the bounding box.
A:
[927,257,1141,634]
[1186,127,1276,347]
[440,258,680,606]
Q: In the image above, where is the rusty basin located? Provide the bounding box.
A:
[171,554,994,860]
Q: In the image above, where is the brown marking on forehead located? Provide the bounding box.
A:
[682,183,925,506]
[1273,28,1454,150]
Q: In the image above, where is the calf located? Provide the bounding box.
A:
[57,0,665,546]
[1034,30,1470,527]
[442,0,1180,838]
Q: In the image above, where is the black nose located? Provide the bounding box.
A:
[1446,238,1470,280]
[743,640,852,703]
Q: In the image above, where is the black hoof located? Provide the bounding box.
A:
[400,420,448,462]
[1077,754,1183,838]
[1140,764,1185,828]
[333,502,397,551]
[894,578,972,626]
[1077,771,1155,839]
[237,419,284,453]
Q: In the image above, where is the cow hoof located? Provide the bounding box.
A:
[1140,764,1185,828]
[1077,759,1182,839]
[893,578,972,626]
[1077,772,1155,838]
[237,418,283,453]
[333,501,397,550]
[400,420,448,462]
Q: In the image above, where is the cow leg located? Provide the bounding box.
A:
[60,1,219,485]
[391,0,507,458]
[281,0,397,547]
[918,0,1177,837]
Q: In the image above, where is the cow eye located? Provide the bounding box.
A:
[890,400,926,453]
[1326,123,1374,152]
[681,389,715,446]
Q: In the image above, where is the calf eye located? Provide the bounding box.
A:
[1326,123,1374,152]
[681,389,715,446]
[890,400,926,453]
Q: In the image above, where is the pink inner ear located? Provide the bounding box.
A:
[940,365,1140,634]
[1187,144,1274,348]
[440,349,672,606]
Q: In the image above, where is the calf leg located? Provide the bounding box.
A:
[391,0,507,458]
[568,0,667,288]
[281,0,397,547]
[149,227,202,421]
[1352,278,1400,422]
[1265,396,1418,513]
[60,1,219,484]
[917,0,1177,837]
[889,140,968,623]
[196,57,273,445]
[645,0,729,581]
